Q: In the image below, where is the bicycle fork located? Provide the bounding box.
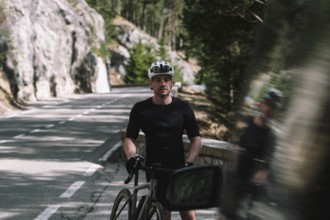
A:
[113,194,134,220]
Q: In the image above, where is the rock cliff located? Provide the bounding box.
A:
[0,0,109,103]
[110,16,198,85]
[0,1,198,115]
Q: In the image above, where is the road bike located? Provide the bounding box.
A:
[110,155,172,220]
[238,158,271,219]
[110,155,223,220]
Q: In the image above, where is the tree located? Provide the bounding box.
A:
[157,38,183,82]
[117,0,184,51]
[85,0,117,56]
[182,0,268,119]
[125,42,156,84]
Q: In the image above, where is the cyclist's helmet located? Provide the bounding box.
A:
[148,60,174,79]
[263,87,282,108]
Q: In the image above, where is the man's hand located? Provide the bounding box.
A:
[125,154,142,174]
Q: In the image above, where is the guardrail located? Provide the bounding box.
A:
[120,131,233,170]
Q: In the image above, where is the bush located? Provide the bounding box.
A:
[125,42,156,84]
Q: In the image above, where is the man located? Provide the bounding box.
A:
[124,60,202,220]
[237,88,282,184]
[221,88,282,220]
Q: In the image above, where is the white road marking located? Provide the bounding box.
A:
[45,124,54,128]
[99,140,122,162]
[34,205,60,220]
[13,134,25,139]
[3,114,17,118]
[6,94,132,220]
[59,181,85,198]
[83,164,101,176]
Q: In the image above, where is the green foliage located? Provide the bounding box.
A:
[116,0,184,50]
[85,0,117,44]
[0,37,7,66]
[0,3,7,65]
[266,71,293,113]
[66,0,79,5]
[92,42,111,59]
[125,42,156,84]
[182,0,268,116]
[84,0,116,61]
[158,38,169,60]
[157,38,183,83]
[85,0,271,120]
[172,64,183,83]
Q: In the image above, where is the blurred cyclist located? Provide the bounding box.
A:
[238,88,282,185]
[221,88,282,220]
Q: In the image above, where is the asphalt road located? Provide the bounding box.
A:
[0,87,153,220]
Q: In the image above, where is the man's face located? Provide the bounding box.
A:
[151,75,173,97]
[258,100,276,118]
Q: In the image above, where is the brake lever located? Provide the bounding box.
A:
[124,156,145,184]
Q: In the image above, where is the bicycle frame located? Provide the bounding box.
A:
[132,169,151,220]
[111,165,165,220]
[137,166,166,219]
[111,161,222,220]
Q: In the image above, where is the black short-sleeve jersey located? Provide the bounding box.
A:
[238,116,276,181]
[239,116,275,160]
[126,97,200,169]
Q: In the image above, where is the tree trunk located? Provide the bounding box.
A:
[140,0,147,30]
[157,8,166,40]
[127,0,134,22]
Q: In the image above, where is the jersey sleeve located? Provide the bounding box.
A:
[125,104,141,140]
[183,102,201,138]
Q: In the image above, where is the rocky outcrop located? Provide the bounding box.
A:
[0,0,110,102]
[0,0,197,109]
[110,16,198,84]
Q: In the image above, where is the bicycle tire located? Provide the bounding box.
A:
[110,188,132,220]
[148,201,165,220]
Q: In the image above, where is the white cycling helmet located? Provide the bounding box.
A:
[263,87,282,108]
[148,60,174,79]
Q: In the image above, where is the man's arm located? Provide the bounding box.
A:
[186,136,202,164]
[124,137,137,159]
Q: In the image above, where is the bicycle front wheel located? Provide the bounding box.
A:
[148,201,165,220]
[110,188,132,220]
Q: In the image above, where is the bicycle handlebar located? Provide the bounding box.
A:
[124,157,173,184]
[124,156,144,184]
[124,172,133,184]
